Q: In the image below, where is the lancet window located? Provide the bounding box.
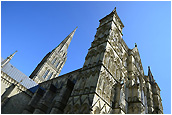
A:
[47,72,53,80]
[51,58,57,64]
[42,69,50,79]
[55,61,60,68]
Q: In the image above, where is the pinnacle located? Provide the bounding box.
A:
[9,50,17,58]
[135,43,137,47]
[52,27,77,52]
[112,7,117,12]
[1,50,18,68]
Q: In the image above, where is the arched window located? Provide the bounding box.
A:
[42,70,50,79]
[51,58,57,64]
[47,72,53,80]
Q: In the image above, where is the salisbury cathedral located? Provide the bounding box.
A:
[1,8,163,114]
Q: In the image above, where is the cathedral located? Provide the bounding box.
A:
[1,7,163,114]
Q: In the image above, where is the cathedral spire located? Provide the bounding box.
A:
[29,27,77,83]
[1,50,17,68]
[53,27,78,53]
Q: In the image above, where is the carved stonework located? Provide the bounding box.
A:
[1,8,163,114]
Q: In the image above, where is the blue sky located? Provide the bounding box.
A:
[1,1,171,114]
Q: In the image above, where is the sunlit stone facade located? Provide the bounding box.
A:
[1,8,163,114]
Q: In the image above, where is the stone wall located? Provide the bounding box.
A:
[2,91,32,114]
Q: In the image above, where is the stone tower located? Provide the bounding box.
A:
[63,7,163,114]
[29,27,77,83]
[64,7,127,114]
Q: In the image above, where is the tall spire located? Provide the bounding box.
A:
[29,27,77,83]
[53,27,78,53]
[1,50,17,68]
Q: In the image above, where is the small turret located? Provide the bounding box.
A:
[1,50,17,68]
